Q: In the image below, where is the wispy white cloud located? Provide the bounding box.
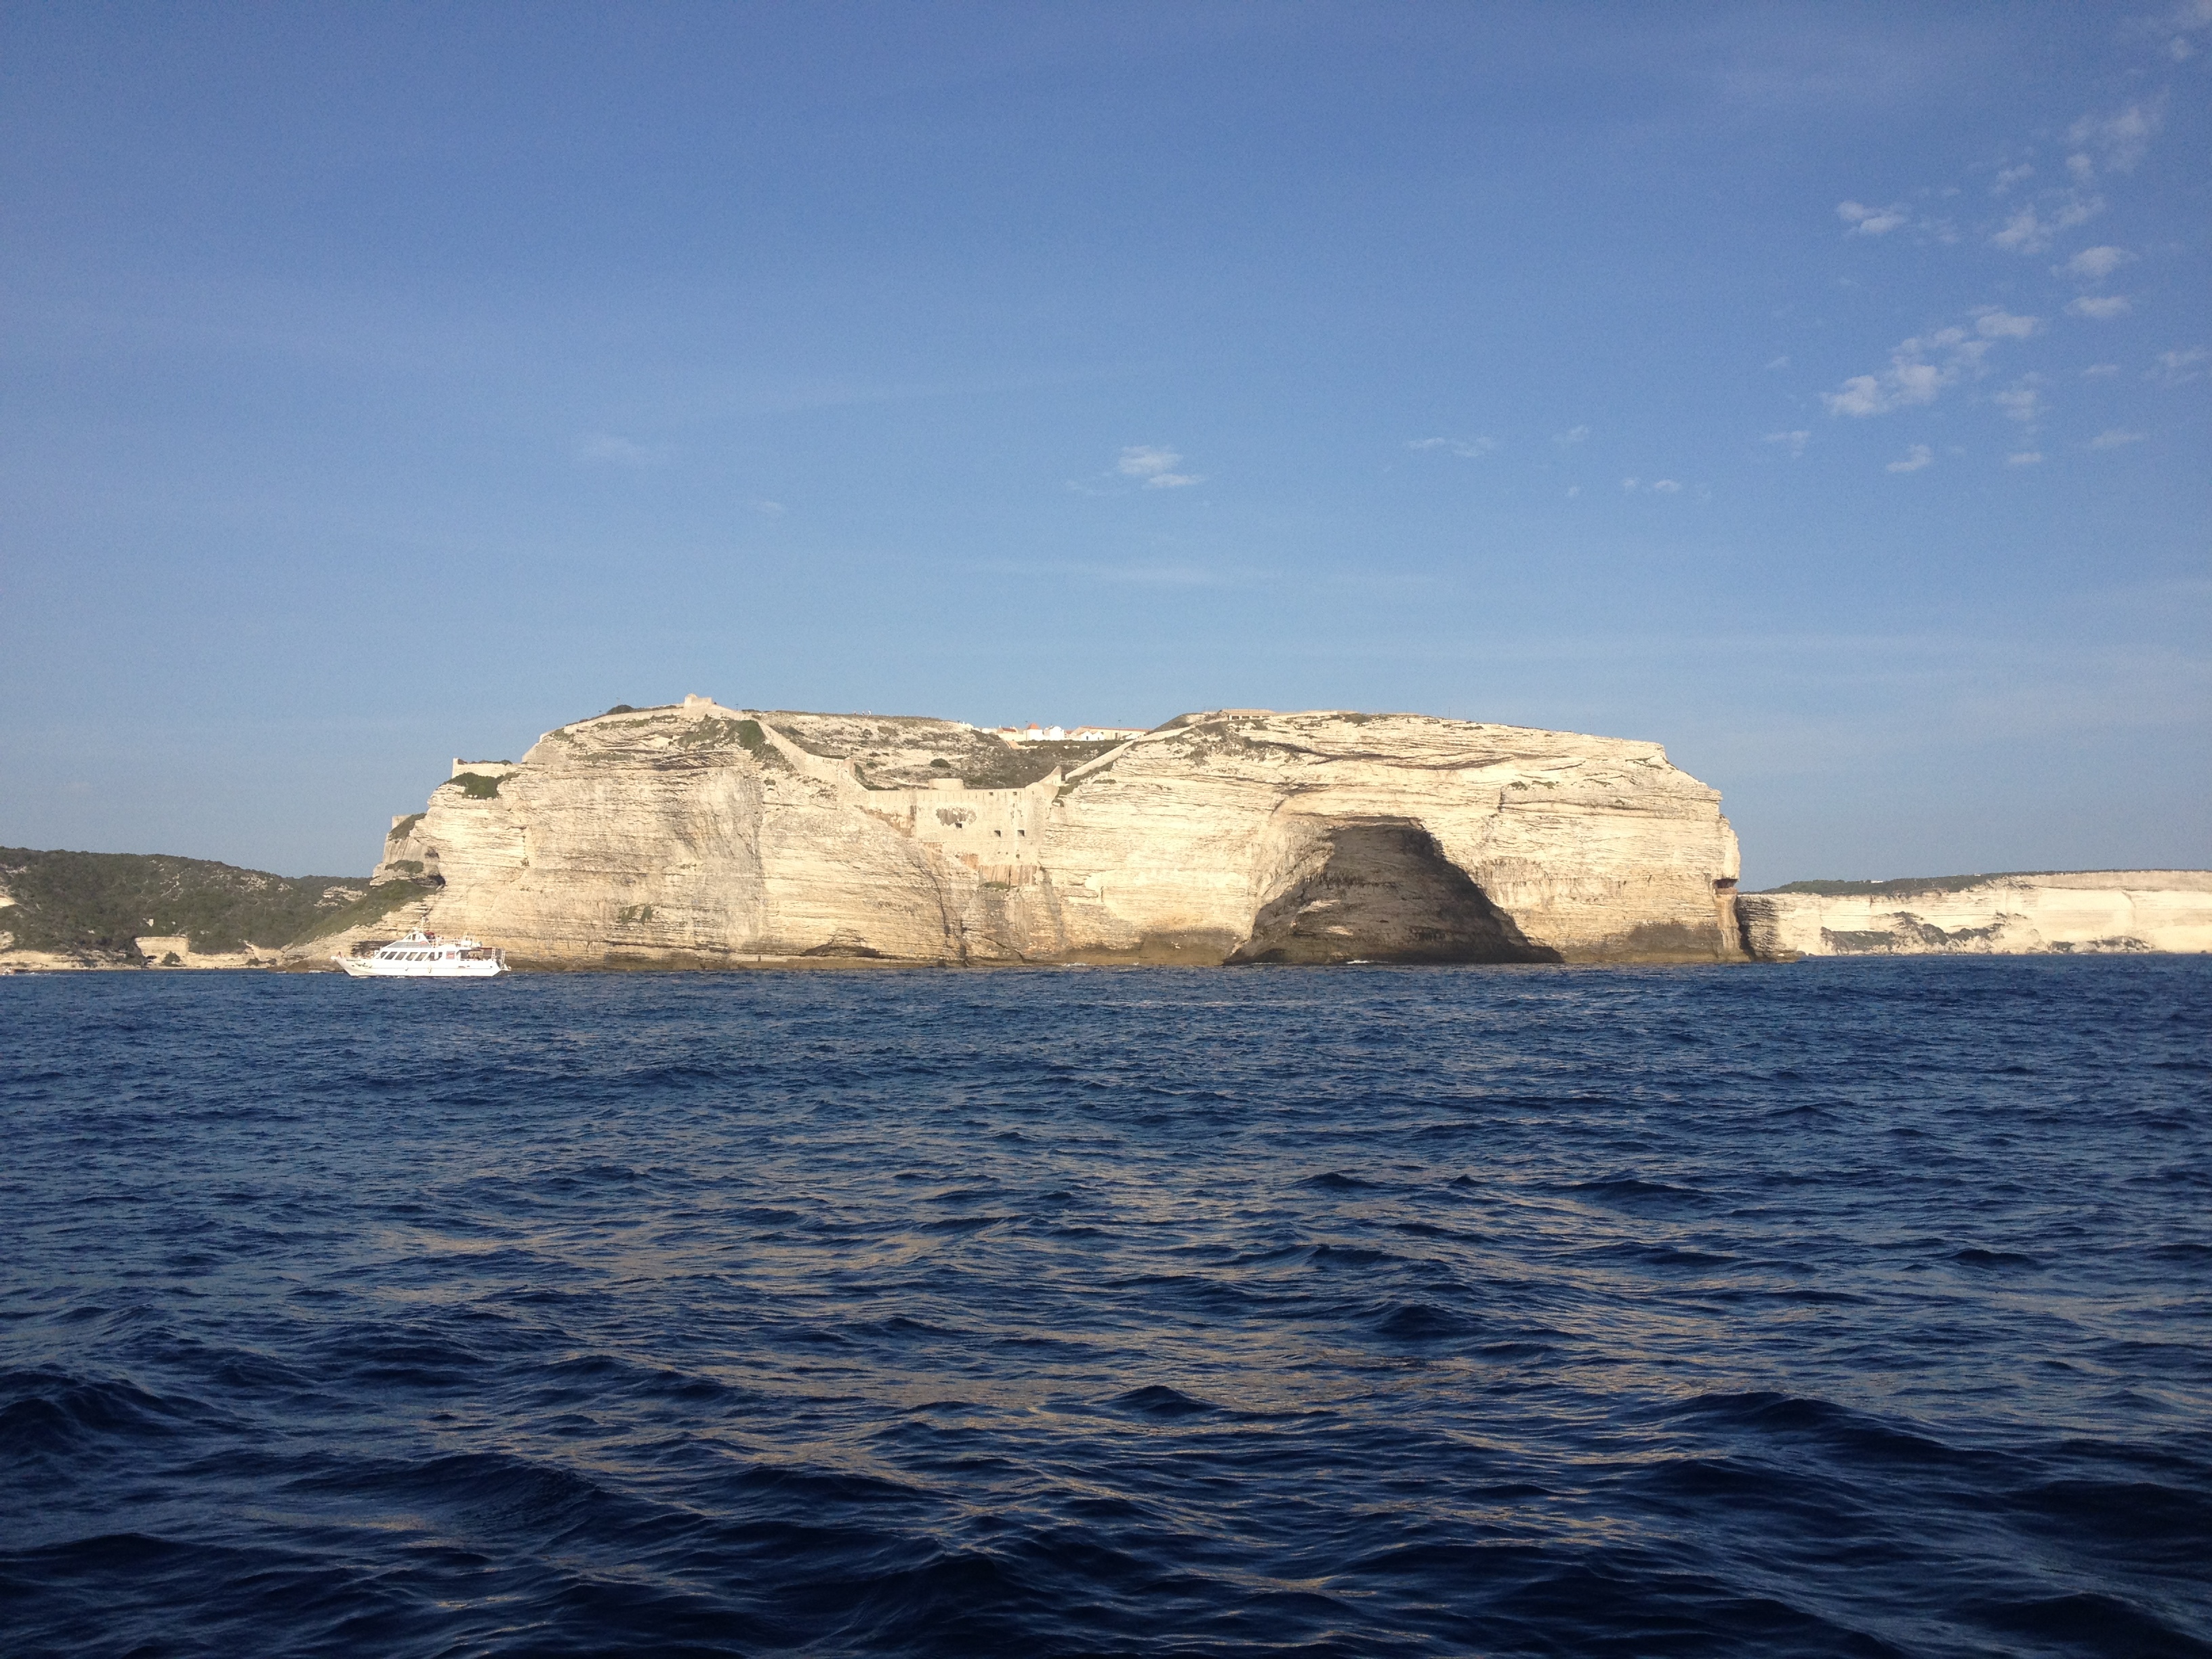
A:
[1992,194,2102,253]
[2006,451,2043,466]
[1118,445,1203,488]
[1552,425,1589,445]
[2068,99,2163,175]
[750,499,785,516]
[1764,354,1790,371]
[1991,163,2035,195]
[1651,479,1682,493]
[1824,321,2006,416]
[1825,376,1886,417]
[1408,436,1497,458]
[2062,245,2134,281]
[2083,362,2121,377]
[1764,430,1809,457]
[1992,378,2045,425]
[1886,444,1934,473]
[1824,310,2046,419]
[1975,308,2043,340]
[2151,347,2208,384]
[2068,294,2133,320]
[575,433,671,466]
[1837,200,1908,236]
[2088,428,2146,449]
[2154,0,2212,59]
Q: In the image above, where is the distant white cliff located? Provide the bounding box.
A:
[1737,872,2212,959]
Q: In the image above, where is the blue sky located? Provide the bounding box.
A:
[3,1,2206,885]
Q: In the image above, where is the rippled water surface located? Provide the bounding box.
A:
[3,959,2209,1657]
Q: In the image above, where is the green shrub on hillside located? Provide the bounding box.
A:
[289,878,440,943]
[448,773,505,799]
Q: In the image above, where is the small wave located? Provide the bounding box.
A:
[0,1372,214,1459]
[1391,1218,1497,1244]
[2148,1241,2212,1261]
[1306,1242,1408,1269]
[2007,1477,2212,1564]
[1107,1384,1216,1418]
[1580,1241,1736,1269]
[1963,1588,2205,1654]
[1556,1176,1711,1209]
[851,1314,965,1340]
[1661,1391,1969,1466]
[918,1212,1014,1234]
[1372,1300,1481,1340]
[1951,1246,2042,1269]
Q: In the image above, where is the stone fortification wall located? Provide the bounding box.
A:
[300,697,1748,969]
[857,775,1057,886]
[1737,872,2212,958]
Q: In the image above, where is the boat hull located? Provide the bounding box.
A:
[334,956,505,978]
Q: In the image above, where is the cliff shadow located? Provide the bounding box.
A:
[1229,819,1561,965]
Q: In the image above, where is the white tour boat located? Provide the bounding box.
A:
[335,929,506,978]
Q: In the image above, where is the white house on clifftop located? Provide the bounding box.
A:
[996,723,1149,743]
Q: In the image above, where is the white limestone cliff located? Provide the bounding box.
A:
[1736,872,2212,959]
[298,696,1748,969]
[131,935,291,969]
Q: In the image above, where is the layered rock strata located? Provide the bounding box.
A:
[300,696,1748,969]
[1737,872,2212,959]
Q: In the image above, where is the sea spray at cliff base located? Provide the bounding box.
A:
[4,958,2209,1657]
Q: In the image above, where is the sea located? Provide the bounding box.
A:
[2,957,2207,1658]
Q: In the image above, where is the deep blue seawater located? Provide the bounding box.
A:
[3,958,2209,1658]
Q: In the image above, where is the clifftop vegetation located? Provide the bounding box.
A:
[1763,873,2065,897]
[764,712,1122,789]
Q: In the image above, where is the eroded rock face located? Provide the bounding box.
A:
[1737,872,2212,958]
[297,697,1747,968]
[1228,822,1560,964]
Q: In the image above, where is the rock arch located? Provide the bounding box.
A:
[1229,818,1560,964]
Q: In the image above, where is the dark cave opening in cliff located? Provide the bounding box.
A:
[1229,819,1561,966]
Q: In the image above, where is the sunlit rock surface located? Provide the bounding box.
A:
[1737,872,2212,959]
[300,697,1748,969]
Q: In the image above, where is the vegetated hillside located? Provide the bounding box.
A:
[0,848,368,956]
